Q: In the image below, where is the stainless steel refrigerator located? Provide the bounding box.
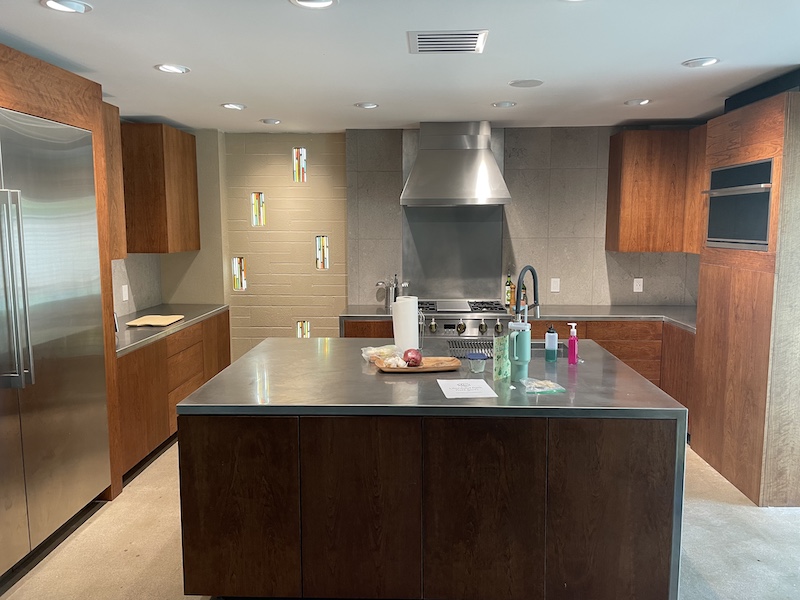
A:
[0,107,110,575]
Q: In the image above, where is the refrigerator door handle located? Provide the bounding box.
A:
[9,191,34,386]
[1,189,25,388]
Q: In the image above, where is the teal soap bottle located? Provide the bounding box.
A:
[544,324,558,363]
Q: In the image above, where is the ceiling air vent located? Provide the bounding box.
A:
[408,30,488,54]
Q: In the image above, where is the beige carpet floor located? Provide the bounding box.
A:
[1,442,798,599]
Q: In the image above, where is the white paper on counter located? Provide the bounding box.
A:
[437,379,498,399]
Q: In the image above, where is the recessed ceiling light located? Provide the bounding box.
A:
[509,79,543,88]
[492,101,517,108]
[40,0,92,13]
[354,102,379,109]
[222,103,247,110]
[624,98,651,106]
[155,64,191,74]
[289,0,337,8]
[681,57,720,68]
[260,118,281,125]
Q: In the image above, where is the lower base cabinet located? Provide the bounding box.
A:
[179,415,680,600]
[117,310,230,477]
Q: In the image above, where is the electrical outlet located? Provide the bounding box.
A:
[122,284,129,302]
[633,278,644,293]
[550,278,560,293]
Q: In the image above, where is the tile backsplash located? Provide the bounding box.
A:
[347,126,699,306]
[111,255,163,316]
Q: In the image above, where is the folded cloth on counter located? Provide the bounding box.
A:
[125,315,185,327]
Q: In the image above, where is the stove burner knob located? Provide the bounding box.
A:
[494,319,504,334]
[457,320,466,335]
[429,318,437,333]
[478,319,488,334]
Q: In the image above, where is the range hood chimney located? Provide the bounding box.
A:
[400,121,511,206]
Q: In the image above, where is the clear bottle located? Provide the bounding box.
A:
[567,322,579,365]
[545,324,558,363]
[504,273,512,307]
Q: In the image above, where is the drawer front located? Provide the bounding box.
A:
[167,341,204,391]
[586,320,663,340]
[342,319,393,338]
[166,323,203,357]
[167,372,205,435]
[593,340,662,361]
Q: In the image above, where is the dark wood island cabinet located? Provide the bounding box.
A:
[177,338,686,600]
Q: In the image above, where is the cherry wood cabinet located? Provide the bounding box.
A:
[585,320,663,385]
[102,102,127,259]
[121,122,200,253]
[606,129,689,252]
[660,323,696,433]
[683,124,708,254]
[115,310,230,480]
[341,318,393,338]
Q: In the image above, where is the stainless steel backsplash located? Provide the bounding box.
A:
[402,206,503,299]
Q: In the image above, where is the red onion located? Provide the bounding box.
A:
[403,348,422,367]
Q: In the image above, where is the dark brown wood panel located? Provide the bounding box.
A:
[423,418,547,600]
[619,359,662,384]
[166,322,203,357]
[706,92,786,160]
[606,129,688,252]
[691,262,731,473]
[547,419,676,600]
[202,310,231,382]
[592,339,662,361]
[585,320,663,340]
[701,247,776,273]
[300,417,422,599]
[341,319,393,338]
[166,342,203,392]
[167,372,204,435]
[661,323,696,432]
[721,268,773,503]
[116,340,168,474]
[102,102,127,260]
[683,124,708,254]
[179,416,301,598]
[163,125,200,252]
[529,321,586,340]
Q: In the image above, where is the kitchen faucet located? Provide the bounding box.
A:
[514,265,540,320]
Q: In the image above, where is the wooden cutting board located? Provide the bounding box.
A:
[125,315,185,327]
[374,356,461,373]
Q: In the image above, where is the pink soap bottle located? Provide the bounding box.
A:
[567,322,579,365]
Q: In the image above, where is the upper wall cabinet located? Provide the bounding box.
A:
[682,124,708,254]
[605,129,689,253]
[121,123,200,253]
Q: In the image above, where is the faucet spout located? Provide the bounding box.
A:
[515,265,540,320]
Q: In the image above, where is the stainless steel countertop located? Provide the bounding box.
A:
[177,337,687,419]
[116,303,228,357]
[340,304,697,332]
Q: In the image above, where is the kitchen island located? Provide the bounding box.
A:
[177,338,686,600]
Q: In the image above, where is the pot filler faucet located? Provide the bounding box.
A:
[514,265,541,320]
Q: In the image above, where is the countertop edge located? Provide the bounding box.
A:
[116,304,229,357]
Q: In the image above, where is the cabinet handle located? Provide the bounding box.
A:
[702,183,771,196]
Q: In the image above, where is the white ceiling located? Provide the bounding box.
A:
[2,0,799,133]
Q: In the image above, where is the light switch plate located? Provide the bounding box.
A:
[550,278,560,293]
[122,284,129,302]
[633,278,644,293]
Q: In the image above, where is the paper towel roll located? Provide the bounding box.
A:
[392,296,419,352]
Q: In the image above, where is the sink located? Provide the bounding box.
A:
[530,341,568,358]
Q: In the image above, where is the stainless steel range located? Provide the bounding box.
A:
[418,299,514,357]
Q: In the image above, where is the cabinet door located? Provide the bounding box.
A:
[606,130,689,252]
[179,415,301,598]
[683,124,708,254]
[102,102,126,259]
[547,418,677,600]
[116,339,168,473]
[660,323,696,432]
[341,319,393,338]
[202,309,231,381]
[423,418,546,600]
[300,417,422,599]
[585,321,663,385]
[166,325,204,436]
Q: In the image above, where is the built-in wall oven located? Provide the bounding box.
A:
[705,159,772,251]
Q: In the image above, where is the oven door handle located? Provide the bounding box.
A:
[702,183,772,196]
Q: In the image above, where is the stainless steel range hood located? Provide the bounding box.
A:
[400,121,511,206]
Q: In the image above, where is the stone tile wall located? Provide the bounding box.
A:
[111,255,162,316]
[347,126,699,306]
